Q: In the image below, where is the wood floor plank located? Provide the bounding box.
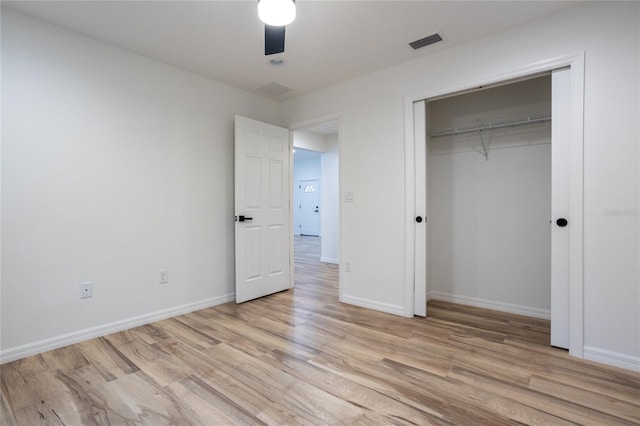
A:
[2,236,639,425]
[308,351,514,425]
[101,338,190,388]
[1,376,19,426]
[259,349,450,425]
[529,374,640,424]
[177,374,267,425]
[449,366,638,426]
[55,365,141,424]
[166,378,247,426]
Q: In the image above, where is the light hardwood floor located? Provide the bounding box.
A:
[2,236,639,425]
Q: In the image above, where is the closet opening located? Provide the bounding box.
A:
[416,72,571,349]
[406,54,584,357]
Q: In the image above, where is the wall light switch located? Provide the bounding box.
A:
[345,191,355,203]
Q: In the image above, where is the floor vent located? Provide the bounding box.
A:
[409,33,443,50]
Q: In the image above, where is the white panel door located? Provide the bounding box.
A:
[299,179,320,236]
[551,69,571,349]
[235,116,291,303]
[414,100,427,317]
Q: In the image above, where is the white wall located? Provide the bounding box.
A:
[0,9,283,360]
[428,77,552,318]
[292,156,321,236]
[281,2,640,369]
[293,130,326,152]
[320,134,339,263]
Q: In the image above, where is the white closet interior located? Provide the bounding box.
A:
[426,75,553,318]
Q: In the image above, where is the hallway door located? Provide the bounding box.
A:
[235,115,291,303]
[299,179,320,236]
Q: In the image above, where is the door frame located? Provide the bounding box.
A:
[403,53,585,357]
[288,113,342,298]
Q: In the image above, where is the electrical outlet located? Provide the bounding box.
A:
[159,270,168,284]
[80,282,93,299]
[345,261,352,272]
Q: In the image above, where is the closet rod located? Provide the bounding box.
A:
[429,115,552,138]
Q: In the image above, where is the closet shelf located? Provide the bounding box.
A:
[429,115,552,138]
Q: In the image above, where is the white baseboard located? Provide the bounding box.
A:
[584,346,640,372]
[320,257,339,264]
[0,293,235,364]
[427,291,550,320]
[341,294,405,317]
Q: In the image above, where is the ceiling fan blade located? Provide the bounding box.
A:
[265,25,285,55]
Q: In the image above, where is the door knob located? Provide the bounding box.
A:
[556,218,568,227]
[415,216,423,223]
[236,215,253,222]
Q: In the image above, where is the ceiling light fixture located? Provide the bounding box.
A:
[258,0,296,27]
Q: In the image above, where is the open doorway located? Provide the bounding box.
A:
[292,120,340,293]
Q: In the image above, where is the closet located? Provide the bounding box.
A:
[425,75,555,325]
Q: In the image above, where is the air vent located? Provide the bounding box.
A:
[256,82,293,98]
[409,33,443,50]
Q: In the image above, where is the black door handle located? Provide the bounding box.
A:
[556,218,568,227]
[236,215,253,222]
[415,216,423,223]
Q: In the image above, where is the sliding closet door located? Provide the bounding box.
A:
[414,100,427,316]
[551,68,571,349]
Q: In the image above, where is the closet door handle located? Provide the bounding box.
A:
[556,218,568,227]
[415,216,423,223]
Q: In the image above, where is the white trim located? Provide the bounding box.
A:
[404,52,585,355]
[289,129,295,289]
[428,291,550,320]
[403,98,417,318]
[0,293,235,364]
[567,53,585,358]
[288,113,341,131]
[320,257,339,264]
[341,294,406,317]
[583,346,640,372]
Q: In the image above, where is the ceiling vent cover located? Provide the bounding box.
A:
[409,33,443,50]
[256,82,293,98]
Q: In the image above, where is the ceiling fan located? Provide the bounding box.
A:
[258,0,296,55]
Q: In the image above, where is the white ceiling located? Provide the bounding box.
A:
[4,1,578,101]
